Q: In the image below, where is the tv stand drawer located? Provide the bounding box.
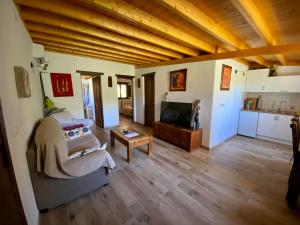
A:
[160,125,180,145]
[179,131,191,149]
[154,122,202,152]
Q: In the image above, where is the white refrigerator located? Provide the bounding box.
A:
[238,110,259,138]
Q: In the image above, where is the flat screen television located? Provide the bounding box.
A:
[160,101,193,128]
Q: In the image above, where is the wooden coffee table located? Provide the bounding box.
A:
[110,128,152,163]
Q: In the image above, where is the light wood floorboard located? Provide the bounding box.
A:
[40,117,300,225]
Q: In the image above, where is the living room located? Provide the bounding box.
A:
[1,1,300,225]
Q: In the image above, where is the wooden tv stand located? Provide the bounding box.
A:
[153,122,202,152]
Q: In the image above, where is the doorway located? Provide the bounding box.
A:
[143,72,155,127]
[116,75,134,123]
[78,70,104,128]
[0,100,27,225]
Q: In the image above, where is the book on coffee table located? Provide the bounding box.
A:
[121,129,140,138]
[124,132,140,138]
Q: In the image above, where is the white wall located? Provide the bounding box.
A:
[135,60,248,148]
[135,61,216,147]
[42,52,135,127]
[0,1,43,224]
[210,59,248,147]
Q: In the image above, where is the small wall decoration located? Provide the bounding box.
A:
[169,69,187,91]
[14,66,31,98]
[220,64,232,91]
[108,76,113,87]
[50,73,74,97]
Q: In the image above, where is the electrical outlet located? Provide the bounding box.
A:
[290,105,295,110]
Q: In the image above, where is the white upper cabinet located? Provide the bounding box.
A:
[268,76,300,93]
[245,69,270,92]
[245,69,300,93]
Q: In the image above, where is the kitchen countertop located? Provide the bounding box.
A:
[241,109,297,116]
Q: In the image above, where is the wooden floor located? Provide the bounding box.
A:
[40,117,300,225]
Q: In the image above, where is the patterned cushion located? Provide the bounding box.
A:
[64,126,91,141]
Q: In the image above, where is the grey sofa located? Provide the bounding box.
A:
[27,118,111,211]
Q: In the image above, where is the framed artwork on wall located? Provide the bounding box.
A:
[14,66,31,98]
[220,64,232,91]
[169,69,187,91]
[50,73,74,97]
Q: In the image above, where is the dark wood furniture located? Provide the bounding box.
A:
[143,72,155,127]
[286,116,300,208]
[110,128,152,163]
[154,121,202,152]
[0,101,27,225]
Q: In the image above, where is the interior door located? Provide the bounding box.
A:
[144,73,155,127]
[92,76,104,128]
[0,102,27,225]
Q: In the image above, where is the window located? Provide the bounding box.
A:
[117,84,127,98]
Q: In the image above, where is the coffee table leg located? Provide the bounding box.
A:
[148,136,153,156]
[110,130,115,146]
[127,144,131,163]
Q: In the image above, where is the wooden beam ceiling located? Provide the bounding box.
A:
[44,46,141,65]
[231,0,287,65]
[20,7,177,60]
[27,27,160,63]
[14,0,300,66]
[78,0,217,53]
[33,38,156,64]
[40,41,151,64]
[136,43,300,68]
[153,0,268,66]
[15,0,199,56]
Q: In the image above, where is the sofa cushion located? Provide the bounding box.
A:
[67,133,100,155]
[64,126,90,141]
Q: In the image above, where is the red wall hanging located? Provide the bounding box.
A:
[50,73,74,97]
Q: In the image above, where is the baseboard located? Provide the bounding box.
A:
[256,135,292,146]
[133,121,145,126]
[200,145,210,150]
[209,134,237,149]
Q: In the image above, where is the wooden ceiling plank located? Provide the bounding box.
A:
[45,48,139,65]
[44,46,142,65]
[15,0,198,56]
[31,36,157,64]
[34,37,156,64]
[81,0,217,53]
[35,39,152,64]
[154,0,268,66]
[136,43,300,68]
[26,23,160,62]
[231,0,287,65]
[20,7,175,60]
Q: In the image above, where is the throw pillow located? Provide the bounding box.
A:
[64,126,91,141]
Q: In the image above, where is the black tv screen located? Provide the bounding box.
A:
[160,101,192,128]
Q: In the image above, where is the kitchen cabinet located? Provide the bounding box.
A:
[268,76,300,93]
[257,112,292,144]
[245,69,270,92]
[238,111,259,137]
[245,69,300,93]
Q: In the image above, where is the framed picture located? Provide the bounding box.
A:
[108,76,113,87]
[14,66,31,98]
[169,69,187,91]
[220,64,232,91]
[50,73,74,97]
